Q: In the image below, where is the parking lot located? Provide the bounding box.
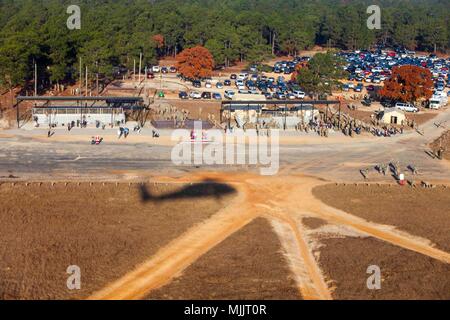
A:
[138,49,449,110]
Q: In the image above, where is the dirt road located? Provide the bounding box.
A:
[89,172,450,300]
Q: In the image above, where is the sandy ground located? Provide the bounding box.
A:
[147,218,301,300]
[1,127,377,147]
[0,182,234,299]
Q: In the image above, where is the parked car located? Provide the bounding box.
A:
[237,73,248,80]
[169,66,177,73]
[224,79,231,86]
[152,66,161,73]
[201,92,211,99]
[293,90,306,99]
[189,91,202,99]
[192,80,201,88]
[230,74,237,80]
[212,93,222,100]
[205,81,212,88]
[178,91,188,99]
[274,92,286,100]
[216,82,224,89]
[354,84,364,92]
[224,90,236,99]
[395,102,418,112]
[161,66,169,74]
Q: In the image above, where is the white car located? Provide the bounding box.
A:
[237,73,248,81]
[293,90,306,99]
[371,67,382,73]
[395,102,418,113]
[205,81,212,88]
[189,91,202,99]
[152,66,161,73]
[224,90,236,100]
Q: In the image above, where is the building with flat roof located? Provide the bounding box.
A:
[379,108,406,125]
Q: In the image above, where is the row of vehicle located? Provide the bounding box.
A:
[178,88,306,101]
[392,98,448,112]
[179,91,222,100]
[150,66,177,74]
[273,57,310,74]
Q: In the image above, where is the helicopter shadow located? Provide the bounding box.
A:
[139,179,236,203]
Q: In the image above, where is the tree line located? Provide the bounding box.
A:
[0,0,448,91]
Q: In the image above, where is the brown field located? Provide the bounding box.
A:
[313,184,450,252]
[315,237,450,299]
[147,218,302,300]
[310,184,450,299]
[0,182,235,299]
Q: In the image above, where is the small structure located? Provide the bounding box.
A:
[221,100,338,129]
[379,108,406,125]
[15,96,145,128]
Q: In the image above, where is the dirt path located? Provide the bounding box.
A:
[90,172,450,300]
[269,217,331,300]
[309,204,450,264]
[89,183,256,300]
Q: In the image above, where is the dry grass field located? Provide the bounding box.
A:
[0,182,235,299]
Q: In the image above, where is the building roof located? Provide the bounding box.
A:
[16,96,143,103]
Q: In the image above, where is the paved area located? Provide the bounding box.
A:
[1,106,449,183]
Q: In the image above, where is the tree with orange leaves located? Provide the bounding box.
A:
[290,61,308,81]
[379,65,433,103]
[176,46,214,80]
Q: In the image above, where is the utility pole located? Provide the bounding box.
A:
[79,57,82,96]
[34,60,37,96]
[96,61,99,95]
[133,59,136,83]
[85,66,88,97]
[139,52,142,83]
